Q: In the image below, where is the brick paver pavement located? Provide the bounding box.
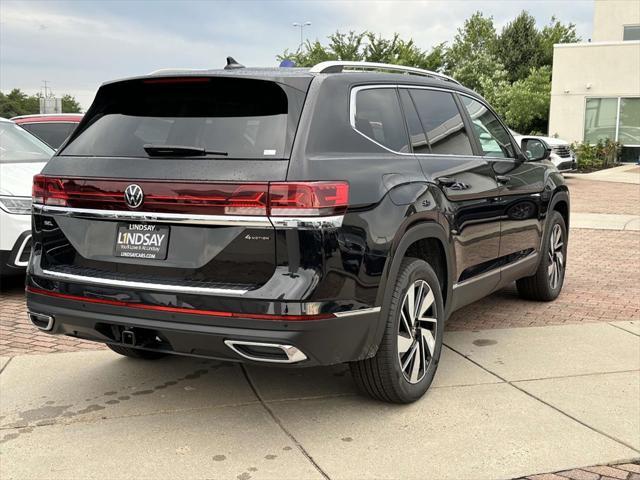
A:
[520,462,640,480]
[565,177,639,215]
[447,228,640,330]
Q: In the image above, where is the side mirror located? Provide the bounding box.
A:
[520,137,551,162]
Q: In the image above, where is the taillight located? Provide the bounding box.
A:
[32,176,349,217]
[269,182,349,216]
[32,175,69,206]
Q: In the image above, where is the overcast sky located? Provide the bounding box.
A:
[0,0,594,110]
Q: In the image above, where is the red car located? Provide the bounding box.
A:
[11,113,83,150]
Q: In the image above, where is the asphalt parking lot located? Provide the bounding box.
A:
[1,167,639,479]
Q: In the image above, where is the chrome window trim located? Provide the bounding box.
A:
[33,204,272,227]
[14,234,32,267]
[349,84,519,161]
[40,268,249,296]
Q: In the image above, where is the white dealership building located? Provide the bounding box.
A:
[548,0,640,162]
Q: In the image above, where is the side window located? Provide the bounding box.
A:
[353,88,409,153]
[409,89,473,156]
[460,96,515,159]
[399,89,430,154]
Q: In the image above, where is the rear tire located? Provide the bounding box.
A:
[350,258,444,403]
[107,344,167,360]
[517,210,567,301]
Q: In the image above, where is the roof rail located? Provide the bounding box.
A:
[309,61,461,85]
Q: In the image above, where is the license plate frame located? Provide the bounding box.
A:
[114,223,170,260]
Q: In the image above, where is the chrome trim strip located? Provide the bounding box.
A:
[224,340,307,364]
[34,204,272,227]
[27,311,55,331]
[14,234,32,267]
[452,253,539,290]
[40,268,249,296]
[333,306,381,317]
[270,215,344,229]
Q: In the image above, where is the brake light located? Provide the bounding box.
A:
[32,176,349,217]
[269,182,349,216]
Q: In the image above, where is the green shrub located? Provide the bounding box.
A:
[572,138,621,172]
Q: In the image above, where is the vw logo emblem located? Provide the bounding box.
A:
[124,184,144,209]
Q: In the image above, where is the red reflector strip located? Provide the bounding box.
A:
[26,287,334,321]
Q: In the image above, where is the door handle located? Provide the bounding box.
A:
[437,177,469,190]
[496,175,511,184]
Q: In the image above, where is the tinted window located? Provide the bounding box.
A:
[62,78,291,159]
[460,96,515,158]
[399,89,429,154]
[354,88,409,152]
[22,122,78,149]
[0,122,54,163]
[409,90,473,156]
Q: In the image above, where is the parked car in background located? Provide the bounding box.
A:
[0,118,54,275]
[26,61,569,403]
[510,130,577,172]
[11,114,83,150]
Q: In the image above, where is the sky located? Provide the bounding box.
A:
[0,0,595,110]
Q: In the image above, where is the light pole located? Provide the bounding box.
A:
[292,21,311,51]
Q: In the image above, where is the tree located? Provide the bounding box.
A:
[482,66,552,134]
[277,30,445,72]
[0,88,82,117]
[446,12,499,73]
[445,12,505,95]
[538,16,580,67]
[61,94,82,113]
[497,11,541,82]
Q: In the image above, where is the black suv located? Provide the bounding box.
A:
[26,61,569,403]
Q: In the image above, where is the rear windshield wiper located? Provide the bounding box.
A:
[143,144,228,157]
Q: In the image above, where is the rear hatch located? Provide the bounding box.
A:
[33,74,311,293]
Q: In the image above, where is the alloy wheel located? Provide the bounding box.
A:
[548,223,564,290]
[397,280,438,384]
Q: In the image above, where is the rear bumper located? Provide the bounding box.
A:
[26,290,381,366]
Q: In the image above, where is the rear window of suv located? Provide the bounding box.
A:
[61,77,294,159]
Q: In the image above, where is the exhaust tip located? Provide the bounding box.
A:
[28,311,54,331]
[224,340,307,364]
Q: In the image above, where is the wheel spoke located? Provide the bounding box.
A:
[397,334,413,355]
[418,289,435,320]
[414,282,424,322]
[405,285,415,322]
[556,251,564,267]
[409,342,422,382]
[422,329,436,356]
[400,311,412,336]
[401,341,418,372]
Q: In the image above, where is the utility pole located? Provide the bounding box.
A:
[42,80,50,98]
[292,21,311,51]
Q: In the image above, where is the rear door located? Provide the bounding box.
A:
[402,88,502,305]
[457,95,545,266]
[34,76,309,292]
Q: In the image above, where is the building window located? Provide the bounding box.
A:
[584,97,640,147]
[623,25,640,41]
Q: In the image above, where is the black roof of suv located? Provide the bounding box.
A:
[27,61,569,403]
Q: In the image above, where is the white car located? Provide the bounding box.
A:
[510,130,577,173]
[0,118,54,275]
